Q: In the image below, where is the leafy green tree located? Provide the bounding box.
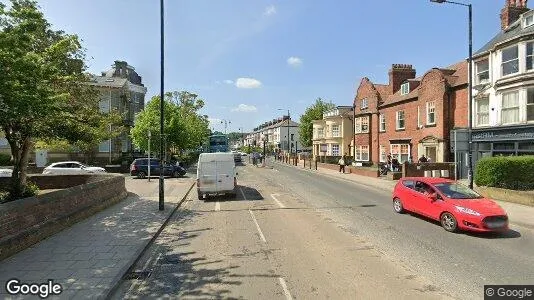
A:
[0,0,110,198]
[131,91,210,157]
[298,98,336,147]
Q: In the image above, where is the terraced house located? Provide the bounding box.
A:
[353,62,468,167]
[312,106,354,158]
[463,0,534,165]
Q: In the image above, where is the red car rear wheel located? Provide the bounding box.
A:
[393,197,404,213]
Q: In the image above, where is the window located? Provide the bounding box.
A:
[501,91,519,124]
[426,102,436,125]
[528,43,534,71]
[355,116,369,133]
[400,82,410,95]
[332,144,340,156]
[502,46,519,76]
[476,97,489,126]
[528,88,534,121]
[379,114,386,132]
[525,13,534,28]
[99,140,110,153]
[355,145,369,161]
[332,125,340,137]
[476,59,489,83]
[391,144,410,163]
[380,145,386,162]
[318,128,324,138]
[396,111,405,130]
[361,98,368,109]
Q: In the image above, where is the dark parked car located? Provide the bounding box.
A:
[130,158,186,179]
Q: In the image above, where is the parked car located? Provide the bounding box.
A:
[392,177,508,233]
[233,152,242,162]
[129,158,186,179]
[42,162,106,175]
[196,152,237,200]
[0,168,13,177]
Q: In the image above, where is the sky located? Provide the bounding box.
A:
[36,0,506,133]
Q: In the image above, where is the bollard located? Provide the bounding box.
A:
[315,160,318,170]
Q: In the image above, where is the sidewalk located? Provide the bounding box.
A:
[0,177,195,299]
[273,159,534,230]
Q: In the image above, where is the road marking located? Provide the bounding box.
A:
[271,194,286,208]
[215,201,220,211]
[249,210,267,243]
[239,187,248,201]
[278,277,293,300]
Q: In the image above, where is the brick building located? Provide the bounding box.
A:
[353,62,468,165]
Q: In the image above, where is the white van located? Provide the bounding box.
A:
[196,153,238,200]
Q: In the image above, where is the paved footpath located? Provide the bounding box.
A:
[0,176,195,300]
[273,158,534,230]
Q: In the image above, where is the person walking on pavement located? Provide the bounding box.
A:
[338,155,346,173]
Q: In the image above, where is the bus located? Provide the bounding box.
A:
[207,134,229,153]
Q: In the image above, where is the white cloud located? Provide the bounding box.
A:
[235,77,262,89]
[231,104,258,112]
[264,5,276,16]
[287,56,303,67]
[223,79,234,84]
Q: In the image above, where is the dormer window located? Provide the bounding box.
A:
[361,98,368,109]
[400,82,410,95]
[524,12,534,28]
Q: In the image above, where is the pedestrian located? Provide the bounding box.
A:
[338,155,346,173]
[418,154,428,163]
[387,153,392,171]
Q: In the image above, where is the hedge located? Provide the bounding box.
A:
[0,153,12,166]
[475,155,534,190]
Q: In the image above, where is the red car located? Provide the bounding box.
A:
[392,177,509,233]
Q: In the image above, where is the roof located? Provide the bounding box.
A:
[474,11,534,57]
[88,76,128,88]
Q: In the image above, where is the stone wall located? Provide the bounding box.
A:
[0,174,127,261]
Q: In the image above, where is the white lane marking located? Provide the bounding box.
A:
[278,277,293,300]
[215,201,220,211]
[239,187,248,201]
[249,210,267,243]
[271,194,286,208]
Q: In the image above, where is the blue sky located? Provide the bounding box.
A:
[38,0,505,133]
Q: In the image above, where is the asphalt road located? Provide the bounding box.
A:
[112,161,534,300]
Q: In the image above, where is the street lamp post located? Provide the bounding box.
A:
[430,0,473,189]
[148,131,151,182]
[159,0,165,210]
[221,120,231,135]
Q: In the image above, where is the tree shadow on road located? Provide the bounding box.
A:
[203,185,264,202]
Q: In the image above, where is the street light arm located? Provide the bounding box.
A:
[430,0,470,7]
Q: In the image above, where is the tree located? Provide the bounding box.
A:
[0,0,107,198]
[131,91,210,157]
[298,98,336,147]
[227,132,243,142]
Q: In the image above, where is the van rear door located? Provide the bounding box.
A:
[199,161,217,192]
[216,161,235,192]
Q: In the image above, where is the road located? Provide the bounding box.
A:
[112,161,534,299]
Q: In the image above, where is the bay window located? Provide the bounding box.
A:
[476,97,489,126]
[501,91,520,124]
[502,46,519,76]
[528,88,534,122]
[476,59,489,84]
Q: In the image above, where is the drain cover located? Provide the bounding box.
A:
[125,270,152,280]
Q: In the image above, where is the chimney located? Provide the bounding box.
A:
[501,0,529,30]
[389,64,416,94]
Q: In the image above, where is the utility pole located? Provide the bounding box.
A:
[148,131,151,182]
[158,0,165,211]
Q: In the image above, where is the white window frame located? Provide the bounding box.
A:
[524,12,534,28]
[354,118,361,134]
[361,116,369,133]
[354,116,369,133]
[502,45,519,77]
[400,82,410,95]
[332,125,340,137]
[527,88,534,122]
[355,145,369,161]
[390,144,410,163]
[361,98,368,109]
[475,59,489,84]
[379,114,386,132]
[501,91,520,124]
[317,128,324,138]
[396,111,405,130]
[380,145,386,163]
[476,97,490,126]
[332,144,340,156]
[426,101,436,125]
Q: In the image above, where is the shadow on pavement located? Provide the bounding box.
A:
[204,185,264,202]
[119,208,278,299]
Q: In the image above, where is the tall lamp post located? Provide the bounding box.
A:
[221,120,231,135]
[430,0,473,189]
[159,0,165,210]
[277,109,290,154]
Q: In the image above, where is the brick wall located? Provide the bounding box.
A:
[402,162,456,179]
[0,174,127,261]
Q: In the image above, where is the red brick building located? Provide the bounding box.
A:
[352,62,467,165]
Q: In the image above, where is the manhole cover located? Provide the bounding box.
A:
[125,270,152,280]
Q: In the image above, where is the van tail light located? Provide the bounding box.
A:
[197,179,200,187]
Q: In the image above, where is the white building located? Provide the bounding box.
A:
[245,116,300,153]
[462,0,534,168]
